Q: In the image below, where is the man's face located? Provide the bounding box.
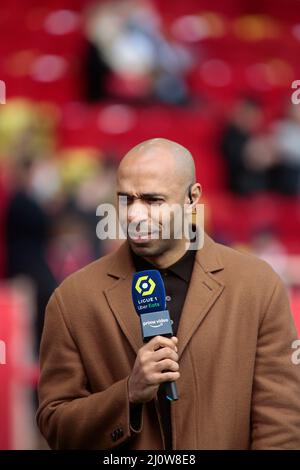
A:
[116,149,188,257]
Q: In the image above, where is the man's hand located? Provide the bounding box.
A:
[128,336,180,404]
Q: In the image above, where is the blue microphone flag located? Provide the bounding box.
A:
[132,270,173,340]
[131,269,179,401]
[132,269,167,315]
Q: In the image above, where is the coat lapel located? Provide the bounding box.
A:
[177,234,225,359]
[176,260,224,359]
[104,243,142,355]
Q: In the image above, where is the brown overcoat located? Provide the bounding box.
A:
[37,235,300,449]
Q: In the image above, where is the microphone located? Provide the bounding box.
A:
[131,269,179,401]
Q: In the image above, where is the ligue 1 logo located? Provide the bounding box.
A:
[135,275,156,296]
[132,270,165,312]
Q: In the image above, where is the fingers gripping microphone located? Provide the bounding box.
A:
[131,270,179,401]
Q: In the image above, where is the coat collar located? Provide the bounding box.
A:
[104,234,225,358]
[106,233,224,277]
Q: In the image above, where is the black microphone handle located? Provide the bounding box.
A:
[161,331,179,401]
[144,340,179,400]
[142,328,179,400]
[163,380,178,401]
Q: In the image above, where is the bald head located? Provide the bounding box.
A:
[117,138,196,188]
[116,138,201,262]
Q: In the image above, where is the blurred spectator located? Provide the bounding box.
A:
[47,152,118,281]
[5,156,57,354]
[250,227,288,280]
[0,163,9,278]
[220,97,276,195]
[46,208,96,283]
[83,0,193,104]
[271,103,300,195]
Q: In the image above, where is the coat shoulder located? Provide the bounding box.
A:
[213,240,282,287]
[55,250,117,296]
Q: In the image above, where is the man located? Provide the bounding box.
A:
[37,138,300,449]
[221,97,271,195]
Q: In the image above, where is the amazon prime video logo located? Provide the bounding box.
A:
[141,310,173,340]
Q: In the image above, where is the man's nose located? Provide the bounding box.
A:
[127,200,149,223]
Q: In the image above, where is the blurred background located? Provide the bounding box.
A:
[0,0,300,449]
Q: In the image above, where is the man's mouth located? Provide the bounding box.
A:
[129,231,159,242]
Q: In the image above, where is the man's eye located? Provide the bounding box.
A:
[146,198,164,204]
[119,197,133,205]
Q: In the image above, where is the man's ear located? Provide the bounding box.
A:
[188,185,193,204]
[190,183,202,207]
